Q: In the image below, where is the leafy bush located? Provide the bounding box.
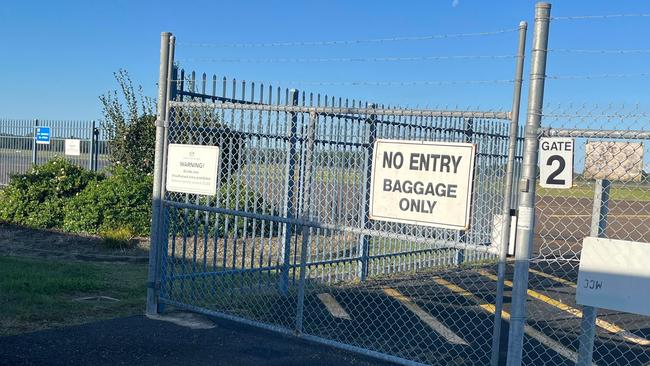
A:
[63,167,153,236]
[0,157,101,228]
[100,69,157,174]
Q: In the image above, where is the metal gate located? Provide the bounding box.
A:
[146,24,528,365]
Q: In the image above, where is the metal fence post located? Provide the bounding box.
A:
[506,4,551,366]
[455,117,474,265]
[279,89,299,295]
[576,179,610,366]
[93,124,100,171]
[88,120,96,171]
[296,110,317,333]
[491,20,528,366]
[146,31,172,316]
[32,119,39,166]
[357,104,377,281]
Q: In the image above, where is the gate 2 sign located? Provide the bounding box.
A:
[166,144,220,196]
[539,137,574,189]
[369,139,477,230]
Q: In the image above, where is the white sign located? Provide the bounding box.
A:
[539,137,574,189]
[166,144,220,196]
[576,237,650,317]
[64,139,81,156]
[369,139,476,230]
[584,141,644,182]
[491,214,517,256]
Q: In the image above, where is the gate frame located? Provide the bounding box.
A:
[146,17,530,364]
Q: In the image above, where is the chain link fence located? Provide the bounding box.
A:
[157,96,520,365]
[147,3,650,365]
[0,119,111,185]
[514,106,650,366]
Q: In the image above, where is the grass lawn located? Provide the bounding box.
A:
[0,256,147,336]
[537,184,650,201]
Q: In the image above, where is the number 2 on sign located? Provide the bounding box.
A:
[545,155,566,185]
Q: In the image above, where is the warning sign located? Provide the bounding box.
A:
[166,144,220,196]
[369,139,477,230]
[64,139,81,156]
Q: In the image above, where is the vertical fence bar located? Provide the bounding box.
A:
[31,119,39,166]
[296,110,317,333]
[146,31,172,316]
[93,123,100,171]
[279,89,299,295]
[157,36,176,314]
[506,4,551,366]
[357,104,377,281]
[491,20,528,366]
[576,179,610,366]
[88,120,96,171]
[455,117,474,265]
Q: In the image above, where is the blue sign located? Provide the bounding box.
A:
[35,126,51,145]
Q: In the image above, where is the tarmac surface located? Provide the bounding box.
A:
[0,314,397,366]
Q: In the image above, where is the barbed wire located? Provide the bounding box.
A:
[176,28,519,48]
[176,54,517,64]
[551,14,650,21]
[549,48,650,54]
[170,78,514,87]
[547,73,650,80]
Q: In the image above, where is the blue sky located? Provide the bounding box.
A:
[1,1,650,120]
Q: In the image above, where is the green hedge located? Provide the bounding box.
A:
[0,157,101,228]
[63,167,153,236]
[0,157,274,240]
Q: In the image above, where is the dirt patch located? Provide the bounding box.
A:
[0,223,150,262]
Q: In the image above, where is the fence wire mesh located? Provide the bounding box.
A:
[515,105,650,366]
[158,97,520,365]
[0,119,110,185]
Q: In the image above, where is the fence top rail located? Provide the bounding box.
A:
[168,100,511,120]
[539,127,650,139]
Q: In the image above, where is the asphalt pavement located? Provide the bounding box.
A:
[0,314,397,366]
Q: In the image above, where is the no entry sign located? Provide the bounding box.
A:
[369,139,477,230]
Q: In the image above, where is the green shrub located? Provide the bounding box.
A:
[100,69,244,180]
[100,69,157,175]
[0,157,101,228]
[63,167,153,236]
[100,227,138,249]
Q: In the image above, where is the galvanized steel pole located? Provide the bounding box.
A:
[576,179,610,366]
[146,31,172,316]
[279,89,299,295]
[357,104,376,281]
[491,20,527,366]
[32,119,38,166]
[506,4,551,365]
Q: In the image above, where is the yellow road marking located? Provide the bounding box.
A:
[528,268,577,288]
[477,269,650,346]
[431,276,585,364]
[383,287,468,345]
[317,293,351,320]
